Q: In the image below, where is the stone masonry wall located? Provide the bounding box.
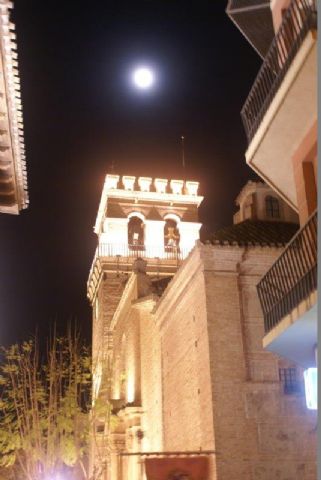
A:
[93,272,129,369]
[92,241,316,480]
[139,300,163,452]
[201,243,317,480]
[154,248,215,455]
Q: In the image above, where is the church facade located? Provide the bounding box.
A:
[87,175,316,480]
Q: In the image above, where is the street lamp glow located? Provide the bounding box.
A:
[304,367,317,410]
[132,67,154,89]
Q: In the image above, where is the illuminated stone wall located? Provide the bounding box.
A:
[155,243,317,480]
[89,175,316,480]
[154,248,215,453]
[91,240,316,480]
[139,300,163,452]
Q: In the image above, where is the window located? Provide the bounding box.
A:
[279,368,302,394]
[96,424,105,434]
[265,195,280,218]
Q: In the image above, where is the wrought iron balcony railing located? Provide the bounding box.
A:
[95,243,188,260]
[257,210,317,334]
[241,0,317,143]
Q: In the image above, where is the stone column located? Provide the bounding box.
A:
[119,407,144,480]
[109,431,126,480]
[144,220,166,258]
[101,218,129,255]
[177,221,202,257]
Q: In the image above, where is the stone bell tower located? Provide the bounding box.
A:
[87,174,203,476]
[87,173,203,304]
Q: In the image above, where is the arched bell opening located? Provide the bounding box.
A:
[164,219,180,255]
[128,215,145,251]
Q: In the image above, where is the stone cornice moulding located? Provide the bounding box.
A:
[94,176,203,234]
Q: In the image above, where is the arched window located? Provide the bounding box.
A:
[164,219,180,253]
[128,216,144,249]
[265,195,280,218]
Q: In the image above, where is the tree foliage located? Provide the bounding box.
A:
[0,329,111,480]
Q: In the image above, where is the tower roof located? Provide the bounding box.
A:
[207,220,299,247]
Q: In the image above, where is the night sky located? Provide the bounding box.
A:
[0,0,261,345]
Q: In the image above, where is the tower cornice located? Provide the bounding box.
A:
[94,174,203,234]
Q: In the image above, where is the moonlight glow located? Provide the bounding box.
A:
[132,67,154,89]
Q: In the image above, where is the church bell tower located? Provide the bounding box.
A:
[87,174,203,303]
[87,173,203,370]
[87,174,203,477]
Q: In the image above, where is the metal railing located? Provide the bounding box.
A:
[96,243,188,261]
[241,0,317,143]
[87,242,189,290]
[257,210,317,334]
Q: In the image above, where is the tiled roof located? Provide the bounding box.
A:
[207,220,299,247]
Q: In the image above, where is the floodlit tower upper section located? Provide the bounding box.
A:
[87,174,203,303]
[0,1,28,214]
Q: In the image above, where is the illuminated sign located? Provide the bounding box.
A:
[303,368,317,410]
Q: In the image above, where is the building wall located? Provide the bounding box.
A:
[93,273,129,368]
[270,0,291,33]
[254,189,298,223]
[235,182,298,224]
[93,242,316,480]
[147,243,316,479]
[139,301,163,452]
[292,121,317,225]
[110,273,140,404]
[201,243,317,480]
[155,247,217,476]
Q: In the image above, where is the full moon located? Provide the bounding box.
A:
[132,67,154,89]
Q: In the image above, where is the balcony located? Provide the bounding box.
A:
[226,0,275,58]
[87,243,189,302]
[241,0,317,211]
[257,210,317,366]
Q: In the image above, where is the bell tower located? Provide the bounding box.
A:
[87,173,203,369]
[88,174,203,303]
[88,174,203,477]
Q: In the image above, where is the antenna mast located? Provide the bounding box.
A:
[181,135,185,171]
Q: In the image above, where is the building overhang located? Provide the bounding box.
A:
[226,0,274,58]
[263,298,317,367]
[257,211,317,367]
[0,1,28,214]
[245,33,317,211]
